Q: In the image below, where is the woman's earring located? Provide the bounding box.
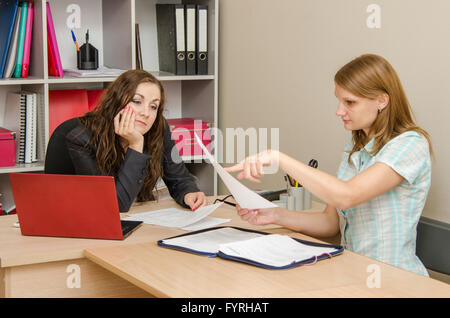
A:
[378,109,382,114]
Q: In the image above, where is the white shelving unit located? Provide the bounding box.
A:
[0,0,219,211]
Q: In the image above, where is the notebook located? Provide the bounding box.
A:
[9,173,142,240]
[159,227,344,269]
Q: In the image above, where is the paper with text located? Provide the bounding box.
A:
[219,234,337,267]
[194,134,277,209]
[125,202,223,229]
[161,227,264,254]
[181,216,231,231]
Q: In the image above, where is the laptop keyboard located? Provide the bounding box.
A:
[121,220,143,236]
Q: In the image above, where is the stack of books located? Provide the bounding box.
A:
[0,1,35,79]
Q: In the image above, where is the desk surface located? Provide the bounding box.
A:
[1,197,449,298]
[84,231,450,298]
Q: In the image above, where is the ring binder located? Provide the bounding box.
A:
[196,5,208,75]
[186,4,196,75]
[156,4,187,75]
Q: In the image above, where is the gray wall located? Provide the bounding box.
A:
[218,0,450,223]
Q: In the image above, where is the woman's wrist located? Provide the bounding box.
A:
[128,141,144,153]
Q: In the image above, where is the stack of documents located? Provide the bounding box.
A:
[63,66,126,78]
[125,202,229,231]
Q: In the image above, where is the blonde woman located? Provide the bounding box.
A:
[226,54,433,276]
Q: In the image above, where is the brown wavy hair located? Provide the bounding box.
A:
[79,70,166,202]
[334,54,433,164]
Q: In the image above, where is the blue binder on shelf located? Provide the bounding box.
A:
[0,0,19,77]
[158,226,344,270]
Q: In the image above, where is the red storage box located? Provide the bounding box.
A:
[167,118,211,156]
[0,127,16,167]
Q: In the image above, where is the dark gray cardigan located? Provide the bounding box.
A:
[44,117,199,212]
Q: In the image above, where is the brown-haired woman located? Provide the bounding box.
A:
[45,70,207,212]
[225,54,432,276]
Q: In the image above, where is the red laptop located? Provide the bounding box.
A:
[9,173,142,240]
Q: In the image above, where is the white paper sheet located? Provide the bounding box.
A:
[194,134,277,209]
[219,234,337,267]
[161,227,264,254]
[181,216,230,231]
[125,202,223,229]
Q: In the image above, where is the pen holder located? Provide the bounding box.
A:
[279,193,288,203]
[290,187,304,212]
[77,43,98,70]
[303,189,311,210]
[272,200,287,209]
[287,195,295,210]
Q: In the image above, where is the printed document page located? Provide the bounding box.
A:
[194,133,277,209]
[219,234,337,267]
[125,202,223,229]
[161,227,264,254]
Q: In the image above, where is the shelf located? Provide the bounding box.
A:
[0,77,46,85]
[151,72,215,81]
[0,163,45,174]
[46,76,117,84]
[46,73,215,84]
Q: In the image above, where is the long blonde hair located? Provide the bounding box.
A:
[334,54,433,163]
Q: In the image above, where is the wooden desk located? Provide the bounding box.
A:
[84,230,450,298]
[0,196,284,297]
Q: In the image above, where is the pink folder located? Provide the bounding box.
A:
[21,1,34,78]
[49,89,89,137]
[46,2,63,77]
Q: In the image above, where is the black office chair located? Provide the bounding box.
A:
[44,117,80,175]
[416,217,450,277]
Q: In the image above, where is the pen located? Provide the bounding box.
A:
[287,175,294,187]
[71,30,79,51]
[85,29,90,61]
[284,175,290,191]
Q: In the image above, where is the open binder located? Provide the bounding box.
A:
[158,226,344,270]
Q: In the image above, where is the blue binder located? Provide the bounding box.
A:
[158,226,344,270]
[0,0,19,77]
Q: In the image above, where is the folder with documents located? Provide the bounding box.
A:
[159,227,344,269]
[156,4,186,75]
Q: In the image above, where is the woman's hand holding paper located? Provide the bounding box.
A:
[236,204,280,226]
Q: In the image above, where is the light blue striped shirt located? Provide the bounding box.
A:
[336,131,431,276]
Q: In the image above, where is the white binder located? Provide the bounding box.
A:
[186,4,196,75]
[196,5,208,75]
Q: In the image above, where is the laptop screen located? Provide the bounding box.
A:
[9,173,126,240]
